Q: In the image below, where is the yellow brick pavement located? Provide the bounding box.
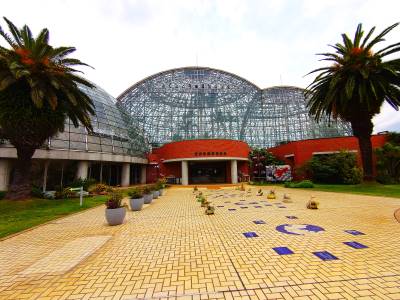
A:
[0,186,399,299]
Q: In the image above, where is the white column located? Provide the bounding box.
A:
[121,163,130,187]
[181,160,189,185]
[0,159,10,191]
[76,161,89,180]
[42,160,50,192]
[140,165,147,184]
[230,160,238,184]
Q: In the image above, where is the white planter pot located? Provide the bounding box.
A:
[130,197,144,211]
[143,193,153,204]
[105,207,126,226]
[159,189,164,196]
[152,190,159,199]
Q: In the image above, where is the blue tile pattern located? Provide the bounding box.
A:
[253,220,266,224]
[313,251,338,261]
[343,241,368,249]
[345,230,365,235]
[273,247,294,255]
[243,232,259,238]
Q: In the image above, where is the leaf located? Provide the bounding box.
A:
[0,76,15,91]
[47,90,58,110]
[30,88,43,108]
[345,77,355,99]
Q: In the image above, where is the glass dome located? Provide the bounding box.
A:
[118,67,353,148]
[48,83,149,156]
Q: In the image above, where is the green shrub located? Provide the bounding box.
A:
[105,191,124,209]
[142,186,152,195]
[375,139,400,184]
[304,151,362,184]
[88,183,109,194]
[286,180,314,188]
[31,186,44,198]
[294,180,314,188]
[70,178,96,191]
[54,188,77,199]
[0,191,5,200]
[128,188,143,199]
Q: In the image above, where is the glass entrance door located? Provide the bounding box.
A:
[189,161,227,184]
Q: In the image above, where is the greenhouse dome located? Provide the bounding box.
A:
[117,67,352,148]
[48,83,149,156]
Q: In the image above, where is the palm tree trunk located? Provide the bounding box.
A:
[6,147,36,200]
[357,134,374,181]
[351,118,374,181]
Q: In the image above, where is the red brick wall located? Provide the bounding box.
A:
[146,139,251,183]
[151,139,251,160]
[268,134,387,178]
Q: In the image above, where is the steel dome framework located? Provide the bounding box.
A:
[118,67,352,148]
[0,83,149,157]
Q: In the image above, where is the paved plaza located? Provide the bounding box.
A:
[0,186,399,299]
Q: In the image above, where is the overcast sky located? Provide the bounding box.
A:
[1,0,400,132]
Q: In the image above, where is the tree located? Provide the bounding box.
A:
[0,18,95,199]
[249,148,283,179]
[305,23,400,181]
[375,132,400,184]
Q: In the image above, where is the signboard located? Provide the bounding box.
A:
[265,165,292,182]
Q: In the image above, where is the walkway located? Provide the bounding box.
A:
[0,186,399,299]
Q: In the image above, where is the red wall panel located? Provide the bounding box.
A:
[268,134,387,178]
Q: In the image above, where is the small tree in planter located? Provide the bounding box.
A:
[128,188,144,211]
[142,186,153,204]
[151,184,160,199]
[205,204,215,215]
[105,191,126,226]
[200,197,209,207]
[155,180,164,196]
[157,178,167,195]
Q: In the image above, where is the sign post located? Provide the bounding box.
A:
[70,187,84,206]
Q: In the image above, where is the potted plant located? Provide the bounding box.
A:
[128,188,144,211]
[151,185,160,199]
[200,197,209,207]
[205,204,215,215]
[105,191,126,226]
[142,186,153,204]
[157,178,166,196]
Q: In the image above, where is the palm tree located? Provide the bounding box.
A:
[0,18,95,199]
[305,23,400,181]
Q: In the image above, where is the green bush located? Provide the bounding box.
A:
[88,183,109,194]
[0,191,5,200]
[286,180,314,188]
[54,188,77,199]
[31,186,44,198]
[304,151,362,184]
[375,137,400,184]
[142,186,152,195]
[105,191,124,209]
[128,188,143,199]
[70,178,96,191]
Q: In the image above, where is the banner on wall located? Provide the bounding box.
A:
[265,165,292,182]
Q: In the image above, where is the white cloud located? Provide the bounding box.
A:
[1,0,400,132]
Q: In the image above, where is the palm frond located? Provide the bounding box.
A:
[365,23,399,50]
[3,17,22,47]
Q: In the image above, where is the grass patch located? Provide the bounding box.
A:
[0,195,107,239]
[309,183,400,198]
[249,181,400,198]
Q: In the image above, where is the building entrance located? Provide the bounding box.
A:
[189,161,226,184]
